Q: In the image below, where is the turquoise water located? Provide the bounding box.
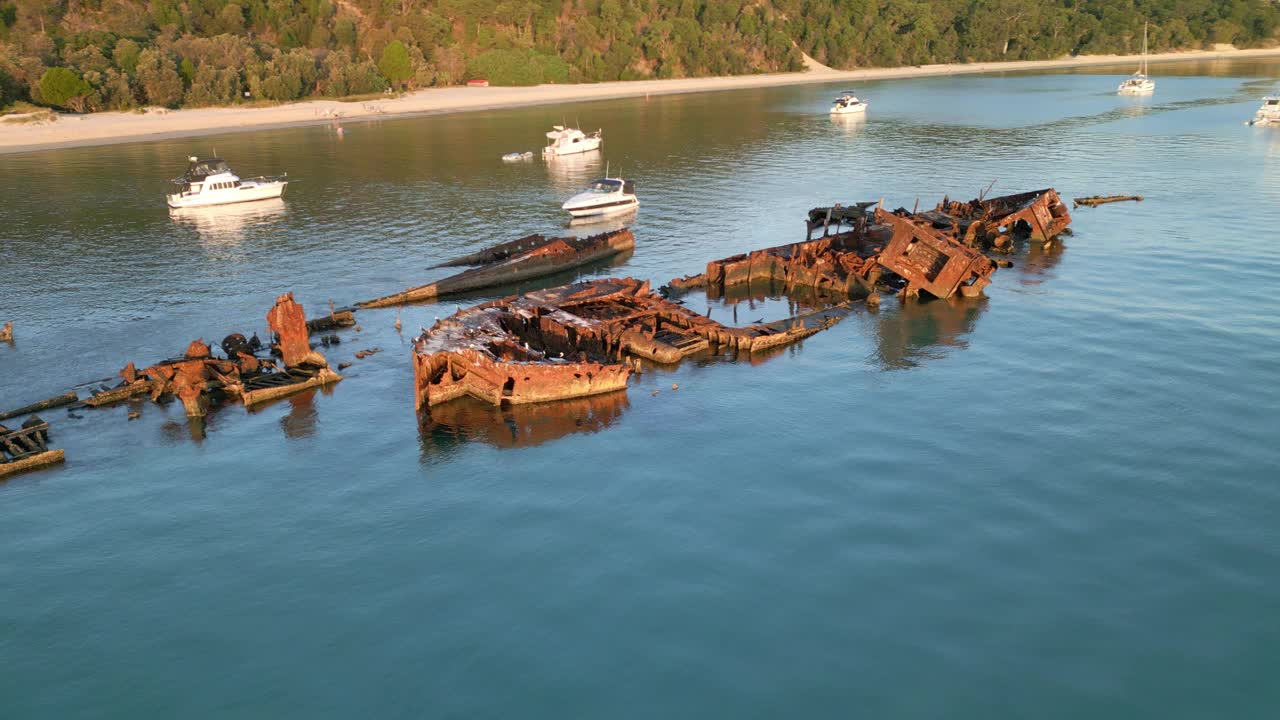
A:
[3,59,1280,716]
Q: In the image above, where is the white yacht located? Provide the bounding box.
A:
[561,177,638,218]
[1249,96,1280,126]
[543,125,603,157]
[830,92,868,115]
[166,157,288,209]
[1118,23,1155,95]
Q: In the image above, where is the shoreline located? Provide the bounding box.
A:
[3,46,1279,155]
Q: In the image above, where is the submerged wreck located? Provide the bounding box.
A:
[0,417,64,479]
[412,277,847,409]
[360,229,634,308]
[2,186,1081,480]
[417,188,1074,414]
[87,292,342,417]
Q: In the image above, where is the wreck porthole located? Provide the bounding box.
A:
[502,377,515,396]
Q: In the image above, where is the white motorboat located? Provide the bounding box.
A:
[543,125,603,156]
[561,177,638,218]
[830,92,868,115]
[1118,23,1155,95]
[166,157,287,208]
[1249,96,1280,126]
[502,151,534,162]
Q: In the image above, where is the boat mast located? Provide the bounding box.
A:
[1141,22,1148,76]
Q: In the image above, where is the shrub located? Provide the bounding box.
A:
[320,50,387,96]
[465,49,569,86]
[0,65,24,107]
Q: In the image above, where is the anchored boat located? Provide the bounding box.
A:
[167,157,287,209]
[830,92,869,115]
[1118,23,1155,95]
[562,177,638,218]
[1249,96,1280,126]
[543,125,603,156]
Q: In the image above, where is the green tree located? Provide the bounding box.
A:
[38,67,92,111]
[378,39,412,88]
[135,48,184,107]
[113,39,141,75]
[0,64,24,106]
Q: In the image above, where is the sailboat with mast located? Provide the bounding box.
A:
[1118,22,1156,95]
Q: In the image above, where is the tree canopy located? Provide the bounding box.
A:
[1,0,1276,113]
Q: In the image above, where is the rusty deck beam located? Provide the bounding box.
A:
[1073,194,1143,208]
[0,391,78,422]
[0,419,65,479]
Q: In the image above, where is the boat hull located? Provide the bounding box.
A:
[543,137,602,156]
[566,199,638,218]
[167,181,287,208]
[830,105,867,115]
[1117,83,1155,95]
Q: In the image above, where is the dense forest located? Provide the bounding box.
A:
[2,0,1278,113]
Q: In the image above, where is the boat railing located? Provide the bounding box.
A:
[243,173,288,183]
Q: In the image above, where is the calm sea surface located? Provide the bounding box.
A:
[3,58,1280,717]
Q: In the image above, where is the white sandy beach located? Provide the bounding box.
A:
[3,46,1279,155]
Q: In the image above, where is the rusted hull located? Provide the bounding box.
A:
[875,210,996,300]
[414,350,630,409]
[421,391,629,449]
[702,232,886,301]
[412,277,850,410]
[930,188,1072,246]
[361,229,635,308]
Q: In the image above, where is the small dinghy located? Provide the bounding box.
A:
[502,151,534,162]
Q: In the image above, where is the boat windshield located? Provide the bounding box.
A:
[1266,99,1280,106]
[184,158,231,180]
[586,180,622,193]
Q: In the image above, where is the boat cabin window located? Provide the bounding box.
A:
[1267,99,1279,106]
[587,180,623,193]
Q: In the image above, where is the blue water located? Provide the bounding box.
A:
[3,59,1280,717]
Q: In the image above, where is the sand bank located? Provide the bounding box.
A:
[3,46,1279,155]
